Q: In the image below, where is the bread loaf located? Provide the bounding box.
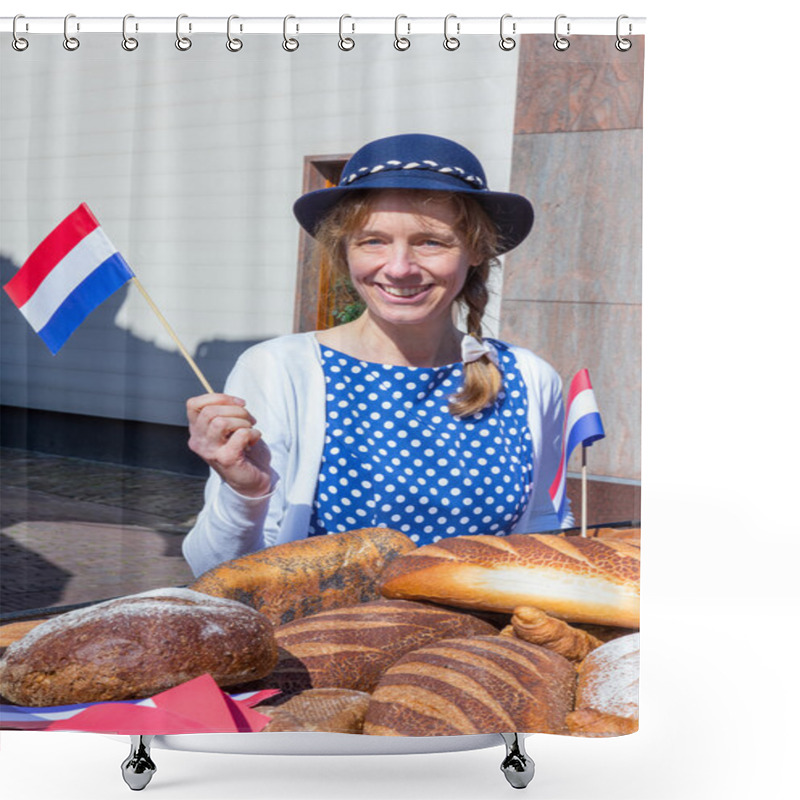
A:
[567,632,639,736]
[379,534,640,628]
[364,636,576,736]
[255,688,372,733]
[266,599,498,695]
[0,588,278,706]
[190,527,416,625]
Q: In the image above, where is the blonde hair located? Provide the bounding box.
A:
[314,189,504,417]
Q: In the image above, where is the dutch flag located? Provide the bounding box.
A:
[549,368,606,522]
[3,203,134,354]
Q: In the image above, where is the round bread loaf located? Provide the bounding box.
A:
[265,599,498,695]
[364,635,576,736]
[379,533,640,628]
[255,688,372,733]
[190,527,417,626]
[567,632,639,736]
[0,588,278,706]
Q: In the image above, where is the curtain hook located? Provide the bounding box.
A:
[122,14,139,51]
[443,14,460,51]
[499,14,516,51]
[175,14,192,50]
[615,14,632,51]
[63,13,80,51]
[338,14,355,51]
[394,15,410,51]
[554,14,570,51]
[226,15,243,51]
[12,14,29,51]
[282,15,299,51]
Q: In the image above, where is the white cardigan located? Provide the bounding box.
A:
[182,331,572,576]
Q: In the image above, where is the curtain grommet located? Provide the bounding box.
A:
[338,15,355,51]
[394,15,411,51]
[499,14,516,51]
[554,14,570,51]
[282,15,299,52]
[63,14,80,51]
[121,14,139,51]
[443,14,460,51]
[615,15,632,51]
[175,14,192,51]
[226,15,243,52]
[12,14,29,51]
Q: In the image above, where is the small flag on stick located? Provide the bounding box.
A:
[3,203,134,354]
[3,203,213,392]
[549,368,606,533]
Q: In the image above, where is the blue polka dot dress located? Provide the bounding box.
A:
[308,340,534,545]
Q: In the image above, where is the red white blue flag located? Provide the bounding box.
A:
[549,368,606,521]
[3,203,134,354]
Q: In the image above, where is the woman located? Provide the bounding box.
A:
[182,133,571,577]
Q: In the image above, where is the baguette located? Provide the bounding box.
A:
[378,533,640,628]
[190,527,416,626]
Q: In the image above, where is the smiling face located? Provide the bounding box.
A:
[343,191,478,332]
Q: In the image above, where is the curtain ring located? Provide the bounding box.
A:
[499,14,516,51]
[175,14,192,50]
[554,14,570,51]
[338,15,355,51]
[282,15,299,51]
[226,15,243,51]
[63,13,80,51]
[615,14,632,51]
[12,14,29,51]
[394,15,410,51]
[122,14,139,51]
[443,14,460,51]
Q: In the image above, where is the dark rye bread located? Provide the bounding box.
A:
[0,588,278,706]
[190,527,417,626]
[364,635,576,736]
[254,688,372,733]
[263,599,499,695]
[379,534,640,628]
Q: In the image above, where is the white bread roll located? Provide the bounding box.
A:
[567,632,640,736]
[378,534,640,628]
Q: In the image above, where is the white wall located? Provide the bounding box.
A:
[1,34,518,424]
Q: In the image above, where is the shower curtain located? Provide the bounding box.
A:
[0,21,643,740]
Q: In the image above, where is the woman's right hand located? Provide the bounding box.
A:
[186,393,273,498]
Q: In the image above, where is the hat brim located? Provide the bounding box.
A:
[293,171,534,255]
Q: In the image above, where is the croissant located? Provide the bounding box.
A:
[510,606,603,662]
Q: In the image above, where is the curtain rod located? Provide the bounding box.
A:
[1,16,646,37]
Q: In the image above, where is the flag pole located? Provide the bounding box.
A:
[130,277,214,394]
[581,445,588,537]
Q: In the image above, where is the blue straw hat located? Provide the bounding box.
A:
[293,133,534,254]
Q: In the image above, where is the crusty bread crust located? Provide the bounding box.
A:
[0,588,278,706]
[364,635,576,736]
[378,534,640,628]
[267,599,498,695]
[190,527,417,626]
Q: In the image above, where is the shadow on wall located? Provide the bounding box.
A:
[0,254,266,425]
